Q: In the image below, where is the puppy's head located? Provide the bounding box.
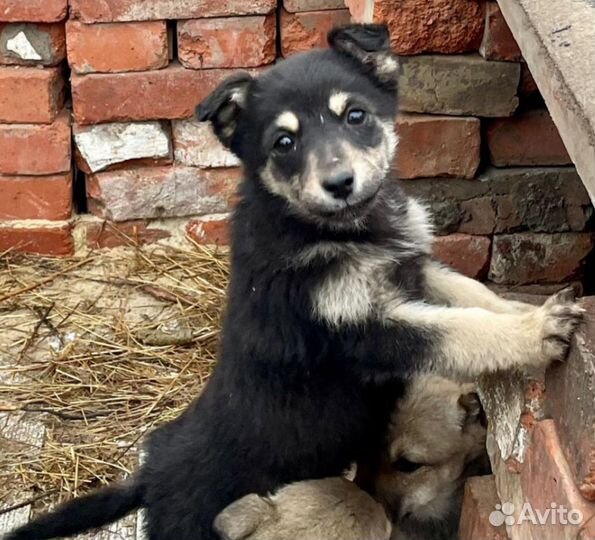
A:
[361,376,487,523]
[197,24,399,229]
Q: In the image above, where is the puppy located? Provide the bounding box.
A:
[213,478,392,540]
[213,376,486,540]
[7,24,582,540]
[358,375,489,540]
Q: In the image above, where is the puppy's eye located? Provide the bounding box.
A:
[391,457,423,474]
[346,108,366,125]
[273,135,295,153]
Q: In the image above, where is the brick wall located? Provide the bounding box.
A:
[0,0,593,290]
[0,0,71,255]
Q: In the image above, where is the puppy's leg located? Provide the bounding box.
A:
[389,288,584,379]
[423,261,535,314]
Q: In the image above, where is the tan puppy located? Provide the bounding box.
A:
[213,477,391,540]
[358,375,488,540]
[214,376,487,540]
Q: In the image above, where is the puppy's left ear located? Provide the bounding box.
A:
[458,391,482,429]
[328,24,399,90]
[196,72,253,152]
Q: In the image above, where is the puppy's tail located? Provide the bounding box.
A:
[5,481,144,540]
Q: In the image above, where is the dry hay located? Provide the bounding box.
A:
[0,241,229,516]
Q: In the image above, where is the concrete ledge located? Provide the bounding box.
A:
[497,0,595,204]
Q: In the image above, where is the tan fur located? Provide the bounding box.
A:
[213,477,392,540]
[423,262,534,314]
[214,375,486,540]
[362,375,487,524]
[389,287,584,379]
[275,111,300,133]
[328,91,350,116]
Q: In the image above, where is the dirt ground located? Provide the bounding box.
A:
[0,243,229,538]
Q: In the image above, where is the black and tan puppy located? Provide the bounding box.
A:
[7,24,582,540]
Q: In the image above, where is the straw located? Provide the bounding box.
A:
[0,241,229,515]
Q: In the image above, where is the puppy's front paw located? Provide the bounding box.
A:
[532,288,585,365]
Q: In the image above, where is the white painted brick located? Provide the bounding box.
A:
[173,119,240,168]
[74,121,171,173]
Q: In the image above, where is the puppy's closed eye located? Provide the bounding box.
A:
[391,457,424,474]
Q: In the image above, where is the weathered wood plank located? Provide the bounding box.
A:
[497,0,595,204]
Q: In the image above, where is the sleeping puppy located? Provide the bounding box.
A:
[358,375,489,540]
[214,376,486,540]
[213,478,392,540]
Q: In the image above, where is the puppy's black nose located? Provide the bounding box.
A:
[323,172,354,199]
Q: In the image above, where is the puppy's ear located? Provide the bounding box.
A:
[213,494,275,540]
[196,72,253,151]
[328,24,399,89]
[458,392,482,429]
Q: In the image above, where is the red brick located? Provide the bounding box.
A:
[71,63,261,124]
[520,421,595,540]
[479,3,522,61]
[0,224,73,255]
[346,0,484,55]
[284,0,345,11]
[0,110,70,175]
[0,172,71,220]
[66,20,168,74]
[397,114,480,179]
[546,297,595,502]
[0,66,64,123]
[186,216,231,246]
[0,23,66,66]
[280,8,351,56]
[86,219,171,249]
[489,233,594,285]
[70,0,276,23]
[486,109,572,167]
[178,15,275,69]
[0,0,67,22]
[519,64,539,98]
[459,476,508,540]
[433,234,491,279]
[87,166,241,221]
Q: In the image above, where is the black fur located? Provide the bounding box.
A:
[6,483,142,540]
[6,25,437,540]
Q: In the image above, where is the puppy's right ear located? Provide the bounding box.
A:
[213,494,275,540]
[196,72,253,151]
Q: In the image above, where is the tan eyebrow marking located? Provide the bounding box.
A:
[329,91,350,116]
[275,111,300,133]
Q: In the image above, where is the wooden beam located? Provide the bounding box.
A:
[497,0,595,204]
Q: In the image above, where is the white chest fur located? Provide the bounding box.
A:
[312,248,398,327]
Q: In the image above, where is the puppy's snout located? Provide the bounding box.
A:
[322,171,354,199]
